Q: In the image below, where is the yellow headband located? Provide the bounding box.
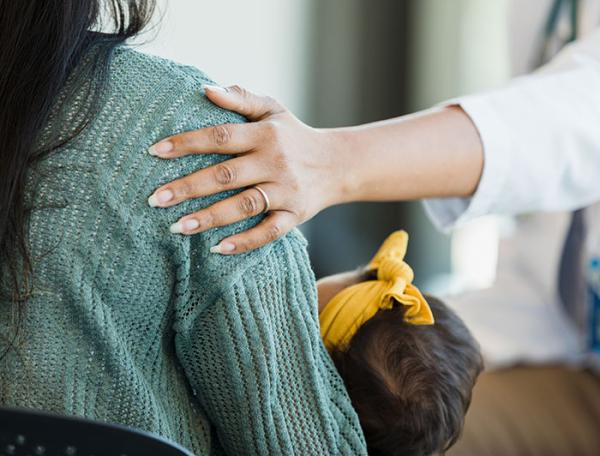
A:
[319,231,434,351]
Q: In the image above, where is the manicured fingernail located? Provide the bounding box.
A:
[203,85,227,94]
[169,222,183,234]
[183,219,200,231]
[170,219,200,234]
[149,141,174,156]
[210,242,235,254]
[148,189,174,207]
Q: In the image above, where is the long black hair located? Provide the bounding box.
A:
[0,1,155,339]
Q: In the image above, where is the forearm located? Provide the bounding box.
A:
[329,106,484,204]
[331,29,600,210]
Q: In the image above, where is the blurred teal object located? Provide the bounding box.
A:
[538,0,579,65]
[587,256,600,354]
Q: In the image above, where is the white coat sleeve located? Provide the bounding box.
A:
[425,28,600,231]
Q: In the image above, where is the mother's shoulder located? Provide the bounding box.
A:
[104,47,216,115]
[111,46,212,87]
[75,47,248,240]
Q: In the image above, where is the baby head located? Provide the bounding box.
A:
[331,294,482,456]
[318,231,483,455]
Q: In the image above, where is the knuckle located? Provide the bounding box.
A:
[214,163,236,186]
[202,210,218,228]
[274,149,291,171]
[230,84,248,99]
[262,120,280,143]
[177,178,195,197]
[264,95,282,112]
[211,124,232,146]
[296,206,308,221]
[239,193,260,216]
[266,223,282,242]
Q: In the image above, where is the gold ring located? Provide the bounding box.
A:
[254,185,271,214]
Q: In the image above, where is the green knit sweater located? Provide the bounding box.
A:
[0,47,367,455]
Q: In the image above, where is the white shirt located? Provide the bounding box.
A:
[426,27,600,230]
[424,19,600,369]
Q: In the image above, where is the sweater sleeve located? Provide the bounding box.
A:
[173,231,366,455]
[133,60,367,454]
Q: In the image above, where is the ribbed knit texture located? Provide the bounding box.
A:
[0,47,367,455]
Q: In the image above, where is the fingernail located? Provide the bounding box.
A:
[148,189,174,207]
[149,141,174,156]
[170,218,200,234]
[183,219,200,231]
[210,241,235,254]
[203,85,227,94]
[169,222,183,234]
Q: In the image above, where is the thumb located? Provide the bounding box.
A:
[203,84,281,121]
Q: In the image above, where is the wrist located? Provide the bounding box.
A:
[319,127,365,205]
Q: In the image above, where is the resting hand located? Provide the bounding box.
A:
[148,85,346,254]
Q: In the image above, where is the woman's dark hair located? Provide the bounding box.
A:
[0,1,155,352]
[332,296,483,456]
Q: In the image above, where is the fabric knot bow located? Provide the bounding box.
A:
[319,231,434,351]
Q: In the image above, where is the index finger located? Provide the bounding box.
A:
[148,122,259,159]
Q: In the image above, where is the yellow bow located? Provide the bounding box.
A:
[319,231,434,351]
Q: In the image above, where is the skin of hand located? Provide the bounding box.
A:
[147,85,484,255]
[316,270,367,314]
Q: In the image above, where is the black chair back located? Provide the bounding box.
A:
[0,407,195,456]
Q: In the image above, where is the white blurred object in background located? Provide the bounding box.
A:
[451,216,507,291]
[139,0,312,118]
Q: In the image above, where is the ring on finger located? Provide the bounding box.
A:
[254,185,271,214]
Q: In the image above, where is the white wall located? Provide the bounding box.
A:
[410,0,512,109]
[139,0,312,118]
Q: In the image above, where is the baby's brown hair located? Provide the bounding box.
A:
[331,295,483,456]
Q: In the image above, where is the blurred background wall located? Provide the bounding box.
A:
[142,0,312,118]
[141,0,554,290]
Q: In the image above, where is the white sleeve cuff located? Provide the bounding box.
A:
[423,95,514,231]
